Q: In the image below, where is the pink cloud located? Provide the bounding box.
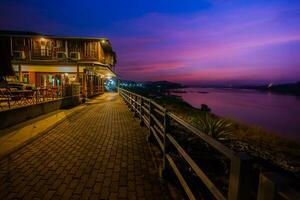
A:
[111,4,300,84]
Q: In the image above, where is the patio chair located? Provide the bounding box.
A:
[0,88,10,109]
[24,90,36,104]
[7,89,23,106]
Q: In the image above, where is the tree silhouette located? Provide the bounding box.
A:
[0,37,14,82]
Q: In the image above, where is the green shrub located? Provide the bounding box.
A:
[193,114,233,140]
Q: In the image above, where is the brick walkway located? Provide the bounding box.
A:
[0,93,165,200]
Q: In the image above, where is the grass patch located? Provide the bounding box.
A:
[155,95,300,169]
[123,86,300,173]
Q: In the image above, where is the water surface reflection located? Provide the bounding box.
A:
[172,88,300,141]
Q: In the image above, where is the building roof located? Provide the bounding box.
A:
[0,30,109,41]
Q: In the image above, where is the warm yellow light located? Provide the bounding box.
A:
[101,40,106,44]
[40,37,45,41]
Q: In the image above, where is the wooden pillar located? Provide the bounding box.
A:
[98,76,100,94]
[29,38,32,60]
[18,65,23,83]
[102,78,104,93]
[100,78,104,93]
[90,75,93,96]
[10,37,13,56]
[76,64,80,83]
[82,69,87,98]
[65,40,68,56]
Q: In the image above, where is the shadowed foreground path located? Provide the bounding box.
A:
[0,93,165,200]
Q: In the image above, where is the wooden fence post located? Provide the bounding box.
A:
[162,108,170,176]
[147,100,152,141]
[131,94,134,111]
[132,94,135,111]
[134,95,138,117]
[257,172,276,200]
[228,153,251,200]
[128,93,132,110]
[140,97,144,126]
[257,172,300,200]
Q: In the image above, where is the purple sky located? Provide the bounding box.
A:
[1,0,300,85]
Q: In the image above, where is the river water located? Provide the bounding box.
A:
[171,88,300,141]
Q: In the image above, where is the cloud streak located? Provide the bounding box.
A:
[110,1,300,84]
[1,0,300,85]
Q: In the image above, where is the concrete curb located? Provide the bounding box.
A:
[0,104,87,160]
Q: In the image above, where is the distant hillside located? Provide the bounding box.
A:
[119,80,183,97]
[238,82,300,96]
[144,80,183,89]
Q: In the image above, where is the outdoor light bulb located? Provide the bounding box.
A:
[40,37,45,41]
[101,40,106,44]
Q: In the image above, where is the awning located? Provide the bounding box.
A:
[12,63,116,78]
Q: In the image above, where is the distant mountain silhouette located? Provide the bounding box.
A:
[237,82,300,96]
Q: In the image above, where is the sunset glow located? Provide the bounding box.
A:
[1,0,300,85]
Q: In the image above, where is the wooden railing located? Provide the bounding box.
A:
[118,88,299,200]
[32,48,52,59]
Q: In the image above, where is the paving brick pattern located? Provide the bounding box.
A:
[0,93,165,199]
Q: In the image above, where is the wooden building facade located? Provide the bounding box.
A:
[0,31,117,97]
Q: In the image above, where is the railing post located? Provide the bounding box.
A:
[140,97,144,126]
[130,93,133,112]
[228,153,251,200]
[131,94,134,111]
[129,93,132,110]
[257,172,300,200]
[132,94,134,111]
[147,100,152,141]
[162,108,170,177]
[128,93,130,107]
[257,172,276,200]
[134,95,138,117]
[126,91,129,106]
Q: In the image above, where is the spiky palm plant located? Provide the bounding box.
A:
[194,114,233,140]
